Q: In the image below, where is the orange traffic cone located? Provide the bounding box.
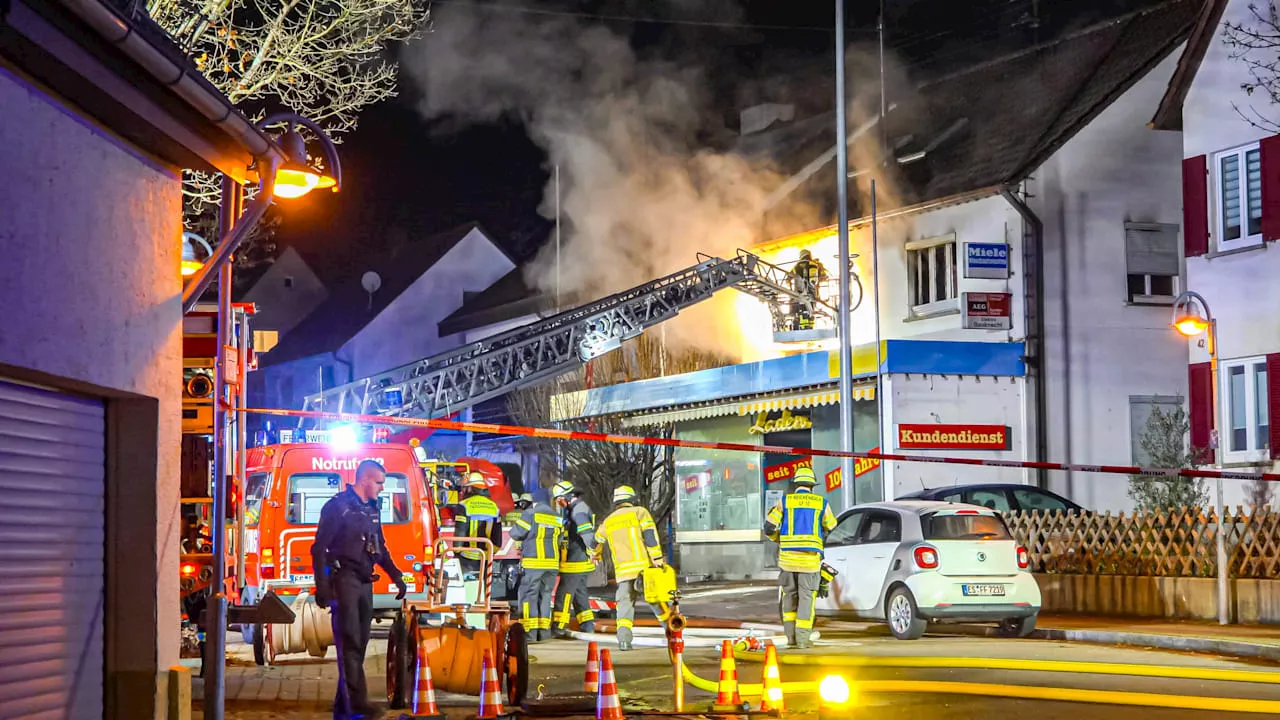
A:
[411,634,445,720]
[584,641,600,693]
[596,648,624,720]
[477,648,508,719]
[760,641,785,713]
[711,639,743,711]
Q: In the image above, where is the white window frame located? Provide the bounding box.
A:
[1213,143,1264,253]
[1221,355,1270,463]
[905,233,958,317]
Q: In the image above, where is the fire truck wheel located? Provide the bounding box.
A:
[252,623,266,666]
[504,624,529,707]
[386,611,411,710]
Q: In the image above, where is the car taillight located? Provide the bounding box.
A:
[1017,545,1029,569]
[260,566,276,579]
[913,545,939,569]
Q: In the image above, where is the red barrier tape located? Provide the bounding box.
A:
[243,407,1280,483]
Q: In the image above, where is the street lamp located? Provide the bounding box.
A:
[181,232,212,277]
[264,114,341,200]
[1170,290,1228,625]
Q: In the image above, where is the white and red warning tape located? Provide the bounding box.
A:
[243,407,1280,483]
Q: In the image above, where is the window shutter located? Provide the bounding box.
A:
[1182,155,1209,257]
[1268,354,1280,460]
[1124,222,1180,275]
[1188,362,1214,462]
[1261,136,1280,241]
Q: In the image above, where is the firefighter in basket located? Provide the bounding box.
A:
[791,249,828,331]
[509,492,563,642]
[764,465,837,649]
[597,485,670,651]
[551,480,598,637]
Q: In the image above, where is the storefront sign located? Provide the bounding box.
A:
[749,409,813,435]
[823,450,882,493]
[964,243,1010,279]
[961,292,1012,330]
[897,424,1009,450]
[764,456,813,484]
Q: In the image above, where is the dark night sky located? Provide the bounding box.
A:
[269,0,1159,286]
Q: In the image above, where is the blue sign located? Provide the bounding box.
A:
[965,243,1009,279]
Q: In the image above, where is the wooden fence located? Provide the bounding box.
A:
[1005,506,1280,579]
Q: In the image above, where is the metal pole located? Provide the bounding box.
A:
[1209,315,1227,625]
[205,176,242,719]
[871,181,885,498]
[835,0,856,509]
[235,308,249,588]
[555,164,562,313]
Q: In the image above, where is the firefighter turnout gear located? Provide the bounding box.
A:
[510,499,563,641]
[599,497,667,650]
[553,492,598,635]
[452,491,502,573]
[763,478,837,649]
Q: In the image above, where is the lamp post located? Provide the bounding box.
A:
[199,113,341,720]
[1171,290,1228,625]
[834,0,857,508]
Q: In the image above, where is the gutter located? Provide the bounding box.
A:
[55,0,285,175]
[1000,185,1050,489]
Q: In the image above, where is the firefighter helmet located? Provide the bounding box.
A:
[465,471,487,489]
[793,466,817,485]
[516,492,534,508]
[552,480,575,500]
[613,485,637,504]
[799,249,812,261]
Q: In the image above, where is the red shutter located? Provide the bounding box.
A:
[1183,155,1209,257]
[1268,354,1280,460]
[1188,362,1214,462]
[1262,136,1280,241]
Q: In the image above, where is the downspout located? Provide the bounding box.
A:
[1000,185,1049,489]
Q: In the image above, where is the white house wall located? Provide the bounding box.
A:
[242,246,328,337]
[342,228,515,379]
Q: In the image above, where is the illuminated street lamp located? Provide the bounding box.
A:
[1170,290,1228,625]
[181,232,212,277]
[260,113,341,200]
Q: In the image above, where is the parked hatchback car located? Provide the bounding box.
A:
[804,500,1042,640]
[897,483,1086,514]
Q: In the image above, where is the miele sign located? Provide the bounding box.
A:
[311,457,386,471]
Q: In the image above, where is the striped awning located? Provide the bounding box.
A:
[737,386,874,416]
[620,403,741,428]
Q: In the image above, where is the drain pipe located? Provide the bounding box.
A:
[1000,185,1049,489]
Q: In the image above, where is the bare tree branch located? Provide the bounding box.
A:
[1224,1,1280,132]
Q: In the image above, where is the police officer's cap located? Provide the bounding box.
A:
[793,467,817,485]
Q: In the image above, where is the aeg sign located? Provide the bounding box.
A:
[311,456,386,471]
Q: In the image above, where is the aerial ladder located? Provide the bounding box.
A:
[302,249,856,421]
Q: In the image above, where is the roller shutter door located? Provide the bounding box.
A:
[0,380,104,719]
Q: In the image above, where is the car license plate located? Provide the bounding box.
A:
[961,584,1005,597]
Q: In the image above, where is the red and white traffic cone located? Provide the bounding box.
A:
[584,640,600,693]
[411,634,444,719]
[596,648,624,720]
[477,648,507,719]
[760,640,785,713]
[711,639,744,712]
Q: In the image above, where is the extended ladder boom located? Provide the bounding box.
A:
[302,250,831,420]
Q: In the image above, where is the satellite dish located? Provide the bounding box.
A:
[361,271,382,294]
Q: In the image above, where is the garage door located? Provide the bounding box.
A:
[0,380,104,719]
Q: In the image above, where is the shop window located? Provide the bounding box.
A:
[675,415,762,534]
[906,234,958,316]
[1124,223,1180,304]
[1223,357,1269,460]
[1214,143,1263,251]
[1128,395,1183,465]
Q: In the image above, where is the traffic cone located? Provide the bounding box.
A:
[410,634,445,720]
[596,648,624,720]
[584,641,600,693]
[711,639,744,711]
[477,648,507,719]
[760,641,785,713]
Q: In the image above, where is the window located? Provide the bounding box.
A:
[922,513,1013,540]
[1012,488,1068,513]
[825,510,866,547]
[286,472,411,525]
[906,235,958,314]
[1124,223,1180,304]
[1129,395,1183,465]
[965,488,1012,513]
[1214,143,1263,250]
[1223,357,1270,458]
[245,471,271,526]
[675,416,762,533]
[858,511,902,544]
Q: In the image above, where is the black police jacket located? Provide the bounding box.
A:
[311,488,401,588]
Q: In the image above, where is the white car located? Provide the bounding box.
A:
[800,500,1041,640]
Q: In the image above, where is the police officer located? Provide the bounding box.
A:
[451,471,503,577]
[551,480,598,637]
[763,466,837,649]
[509,492,562,642]
[313,460,408,718]
[597,486,667,651]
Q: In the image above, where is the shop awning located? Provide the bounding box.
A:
[736,386,874,416]
[619,382,875,428]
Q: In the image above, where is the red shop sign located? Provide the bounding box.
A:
[764,456,813,484]
[824,449,881,493]
[896,424,1009,451]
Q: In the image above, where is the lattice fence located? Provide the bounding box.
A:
[1005,506,1280,578]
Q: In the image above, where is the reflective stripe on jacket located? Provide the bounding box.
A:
[456,494,500,561]
[764,489,837,573]
[599,504,662,581]
[510,501,563,570]
[560,498,597,574]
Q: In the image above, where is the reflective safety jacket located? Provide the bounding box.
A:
[509,501,563,570]
[764,489,838,573]
[453,493,502,562]
[560,497,597,574]
[598,504,663,582]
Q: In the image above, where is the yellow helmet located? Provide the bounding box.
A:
[793,466,817,485]
[552,480,575,500]
[465,471,487,489]
[613,485,637,504]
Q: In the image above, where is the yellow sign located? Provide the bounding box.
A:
[827,341,887,379]
[749,410,813,435]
